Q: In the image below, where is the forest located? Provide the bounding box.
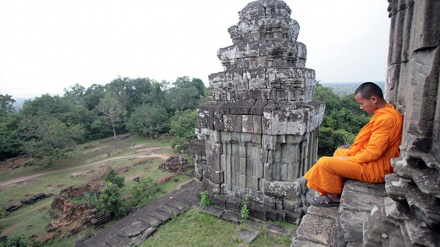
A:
[0,78,372,166]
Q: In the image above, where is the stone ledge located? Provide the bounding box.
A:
[292,180,387,247]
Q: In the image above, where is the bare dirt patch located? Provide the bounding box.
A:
[0,147,172,190]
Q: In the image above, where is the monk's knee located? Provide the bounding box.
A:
[315,157,339,170]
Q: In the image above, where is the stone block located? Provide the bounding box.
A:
[340,186,385,213]
[232,115,242,132]
[136,214,162,227]
[251,133,262,143]
[239,145,246,157]
[220,154,226,172]
[336,209,369,244]
[247,176,259,191]
[211,152,221,171]
[206,179,221,194]
[306,205,338,220]
[242,115,253,133]
[166,199,188,214]
[225,156,232,185]
[157,204,180,216]
[212,194,228,208]
[131,227,157,245]
[221,211,243,224]
[239,157,246,175]
[223,143,231,155]
[223,115,234,131]
[226,197,242,212]
[239,174,246,189]
[206,170,224,184]
[250,100,267,115]
[237,228,259,244]
[121,220,148,238]
[241,132,252,143]
[106,234,132,247]
[266,209,278,221]
[280,163,288,181]
[232,131,241,141]
[295,213,335,246]
[200,204,224,218]
[286,120,306,135]
[254,160,264,178]
[253,115,262,133]
[262,134,275,150]
[249,202,267,221]
[221,131,232,142]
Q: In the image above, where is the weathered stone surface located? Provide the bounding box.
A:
[190,0,323,214]
[146,210,170,223]
[199,205,224,218]
[225,196,242,212]
[122,220,147,238]
[291,240,326,247]
[105,234,132,247]
[221,211,243,224]
[135,214,161,227]
[237,228,260,244]
[294,213,335,246]
[265,224,288,236]
[130,227,156,245]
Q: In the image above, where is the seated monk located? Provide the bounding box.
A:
[304,82,403,207]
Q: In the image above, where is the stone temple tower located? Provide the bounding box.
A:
[191,0,324,214]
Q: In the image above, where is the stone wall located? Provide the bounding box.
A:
[191,0,324,212]
[364,0,440,246]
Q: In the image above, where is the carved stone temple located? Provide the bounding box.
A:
[190,0,324,216]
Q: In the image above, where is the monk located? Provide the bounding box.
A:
[304,82,403,207]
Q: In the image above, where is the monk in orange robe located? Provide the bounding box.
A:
[304,82,403,206]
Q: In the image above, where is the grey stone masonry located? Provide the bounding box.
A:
[292,180,389,247]
[190,0,324,214]
[374,0,440,245]
[77,180,200,247]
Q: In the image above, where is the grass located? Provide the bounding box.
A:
[140,208,294,247]
[0,134,296,246]
[0,134,192,246]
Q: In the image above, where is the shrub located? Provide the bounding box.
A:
[97,182,126,219]
[199,191,211,207]
[130,178,164,208]
[103,167,124,188]
[0,234,28,247]
[241,195,250,221]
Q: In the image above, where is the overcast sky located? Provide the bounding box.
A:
[0,0,390,98]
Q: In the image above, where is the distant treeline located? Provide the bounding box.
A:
[0,76,208,165]
[321,81,385,96]
[0,78,374,165]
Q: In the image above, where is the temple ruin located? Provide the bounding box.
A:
[191,0,324,214]
[363,0,440,245]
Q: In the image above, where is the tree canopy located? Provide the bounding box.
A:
[1,77,368,163]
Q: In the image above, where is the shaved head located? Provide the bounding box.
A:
[354,82,383,99]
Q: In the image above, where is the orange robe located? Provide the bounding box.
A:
[304,104,403,195]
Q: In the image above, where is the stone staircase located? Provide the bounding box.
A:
[292,180,388,247]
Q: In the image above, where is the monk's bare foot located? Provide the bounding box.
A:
[327,193,341,202]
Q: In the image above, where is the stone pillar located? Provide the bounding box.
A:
[191,0,324,211]
[364,0,440,246]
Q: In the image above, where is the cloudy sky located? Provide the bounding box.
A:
[0,0,390,98]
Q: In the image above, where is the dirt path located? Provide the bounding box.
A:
[0,147,171,189]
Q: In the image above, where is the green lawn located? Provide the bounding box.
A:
[0,134,192,246]
[1,134,295,247]
[141,208,294,247]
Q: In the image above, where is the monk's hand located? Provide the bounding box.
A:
[336,156,348,160]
